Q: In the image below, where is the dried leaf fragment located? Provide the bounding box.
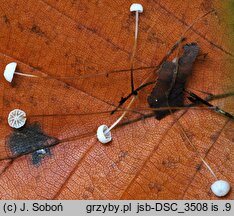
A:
[147,43,199,120]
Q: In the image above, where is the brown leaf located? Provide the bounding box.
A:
[0,0,233,200]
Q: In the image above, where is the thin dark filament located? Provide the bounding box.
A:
[119,91,234,128]
[0,109,229,177]
[167,96,218,179]
[165,93,217,178]
[111,81,155,114]
[42,65,158,79]
[167,10,216,98]
[0,91,232,166]
[185,90,234,120]
[31,57,233,80]
[111,37,186,115]
[187,88,234,101]
[29,109,144,118]
[0,159,14,176]
[112,10,215,115]
[205,92,234,101]
[0,10,228,176]
[1,94,228,120]
[163,10,227,177]
[130,46,136,94]
[27,106,215,118]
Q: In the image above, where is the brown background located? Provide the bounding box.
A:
[0,0,233,199]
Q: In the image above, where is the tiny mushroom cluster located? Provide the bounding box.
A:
[0,3,231,198]
[3,62,31,129]
[95,3,231,198]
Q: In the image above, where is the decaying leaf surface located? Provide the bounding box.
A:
[0,0,233,199]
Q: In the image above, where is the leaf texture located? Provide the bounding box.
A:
[0,0,233,199]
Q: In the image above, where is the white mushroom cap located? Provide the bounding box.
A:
[97,125,112,144]
[130,3,143,13]
[4,62,17,83]
[8,109,27,129]
[211,180,230,197]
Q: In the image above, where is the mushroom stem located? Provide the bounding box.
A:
[134,11,139,43]
[129,3,143,93]
[14,72,38,78]
[200,157,217,180]
[130,10,139,73]
[130,11,139,93]
[105,96,135,134]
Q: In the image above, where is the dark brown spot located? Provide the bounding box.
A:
[148,182,162,193]
[197,53,208,61]
[200,0,213,12]
[86,65,96,71]
[195,163,202,171]
[185,130,195,141]
[77,24,97,34]
[86,186,94,194]
[121,14,131,31]
[63,83,71,89]
[3,98,10,107]
[162,157,179,169]
[118,151,128,161]
[225,155,230,162]
[28,96,38,107]
[140,23,151,32]
[30,24,45,37]
[210,131,219,142]
[147,32,164,44]
[111,151,128,169]
[71,0,77,5]
[71,57,83,69]
[30,65,42,71]
[17,22,25,31]
[50,97,57,103]
[82,193,89,200]
[2,15,10,25]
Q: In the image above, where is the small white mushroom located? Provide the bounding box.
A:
[4,62,17,83]
[97,97,135,144]
[97,125,112,144]
[130,3,143,13]
[4,62,38,83]
[211,180,230,197]
[130,3,143,43]
[8,109,27,129]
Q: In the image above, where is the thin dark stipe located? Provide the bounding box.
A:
[111,81,155,114]
[185,90,234,120]
[0,92,232,167]
[205,92,234,101]
[111,37,186,115]
[130,67,136,95]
